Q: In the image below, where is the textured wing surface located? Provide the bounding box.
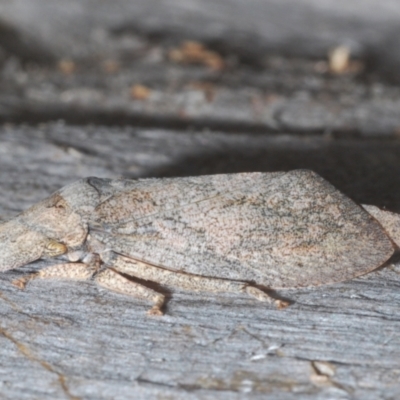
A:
[89,171,394,289]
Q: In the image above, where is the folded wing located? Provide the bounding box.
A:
[89,171,394,289]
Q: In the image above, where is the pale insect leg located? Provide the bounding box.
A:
[94,268,165,315]
[12,262,97,289]
[108,254,289,309]
[12,259,165,315]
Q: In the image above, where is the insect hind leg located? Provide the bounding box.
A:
[245,286,289,309]
[107,253,289,309]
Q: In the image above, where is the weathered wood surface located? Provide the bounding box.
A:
[0,0,400,134]
[1,0,400,60]
[1,125,400,399]
[0,1,400,399]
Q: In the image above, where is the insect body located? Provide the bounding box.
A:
[0,170,399,315]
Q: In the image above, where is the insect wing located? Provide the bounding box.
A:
[89,171,394,289]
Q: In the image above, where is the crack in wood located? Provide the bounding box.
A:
[0,325,80,400]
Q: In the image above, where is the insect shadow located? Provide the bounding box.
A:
[119,272,173,312]
[145,137,400,212]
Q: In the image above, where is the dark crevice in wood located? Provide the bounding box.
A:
[0,19,56,65]
[0,108,377,138]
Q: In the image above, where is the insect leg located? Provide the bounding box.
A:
[12,262,97,289]
[94,268,165,316]
[109,253,289,309]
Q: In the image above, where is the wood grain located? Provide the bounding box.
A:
[0,125,399,399]
[0,1,400,398]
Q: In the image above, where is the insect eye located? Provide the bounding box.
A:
[44,240,67,257]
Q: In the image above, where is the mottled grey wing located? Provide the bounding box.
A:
[89,171,394,289]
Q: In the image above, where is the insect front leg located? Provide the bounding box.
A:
[106,253,289,309]
[12,256,100,289]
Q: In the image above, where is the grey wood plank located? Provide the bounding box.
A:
[0,124,399,399]
[2,58,400,136]
[0,1,400,134]
[0,0,399,60]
